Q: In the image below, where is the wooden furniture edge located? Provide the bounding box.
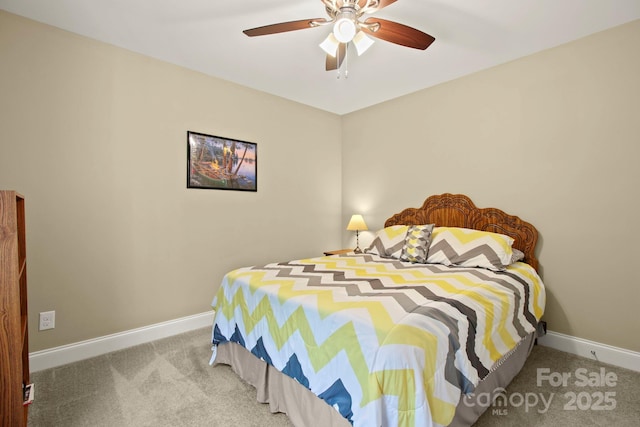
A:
[0,190,30,426]
[324,249,353,256]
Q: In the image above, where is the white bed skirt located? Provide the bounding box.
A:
[213,333,536,427]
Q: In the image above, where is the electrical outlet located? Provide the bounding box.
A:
[39,311,55,330]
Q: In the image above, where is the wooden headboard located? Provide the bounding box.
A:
[384,193,539,271]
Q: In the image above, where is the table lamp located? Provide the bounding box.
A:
[346,214,368,253]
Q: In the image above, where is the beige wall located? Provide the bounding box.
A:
[0,11,342,351]
[342,20,640,352]
[2,10,639,355]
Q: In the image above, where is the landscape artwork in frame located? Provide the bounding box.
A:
[187,131,257,191]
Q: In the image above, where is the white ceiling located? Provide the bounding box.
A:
[1,0,639,115]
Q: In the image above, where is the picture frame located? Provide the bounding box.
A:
[187,131,257,191]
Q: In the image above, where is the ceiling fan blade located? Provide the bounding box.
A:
[357,0,398,11]
[326,43,347,71]
[243,18,328,37]
[376,0,398,10]
[362,17,435,50]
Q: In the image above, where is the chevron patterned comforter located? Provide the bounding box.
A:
[211,253,545,427]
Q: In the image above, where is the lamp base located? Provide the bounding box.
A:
[353,230,363,254]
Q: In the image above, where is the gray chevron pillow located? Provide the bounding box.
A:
[400,224,435,263]
[364,225,409,259]
[511,248,525,263]
[425,227,515,271]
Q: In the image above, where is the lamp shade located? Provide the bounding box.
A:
[346,214,368,231]
[352,31,374,56]
[319,33,340,57]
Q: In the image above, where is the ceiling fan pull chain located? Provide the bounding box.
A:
[345,45,349,78]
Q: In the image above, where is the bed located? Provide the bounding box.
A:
[210,193,545,426]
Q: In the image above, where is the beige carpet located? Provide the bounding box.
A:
[28,327,639,426]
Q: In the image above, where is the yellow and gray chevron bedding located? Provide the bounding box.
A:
[211,253,545,427]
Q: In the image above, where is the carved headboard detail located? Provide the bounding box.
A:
[384,193,539,271]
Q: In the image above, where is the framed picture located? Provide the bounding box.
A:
[187,131,257,191]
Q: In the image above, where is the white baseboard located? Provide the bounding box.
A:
[537,330,640,372]
[29,318,640,373]
[29,311,215,372]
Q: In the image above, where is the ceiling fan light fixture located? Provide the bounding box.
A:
[352,31,374,55]
[333,18,356,42]
[333,9,357,43]
[319,33,340,57]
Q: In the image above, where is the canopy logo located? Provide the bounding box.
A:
[461,387,553,415]
[462,367,619,416]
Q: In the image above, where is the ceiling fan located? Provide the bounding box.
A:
[243,0,435,72]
